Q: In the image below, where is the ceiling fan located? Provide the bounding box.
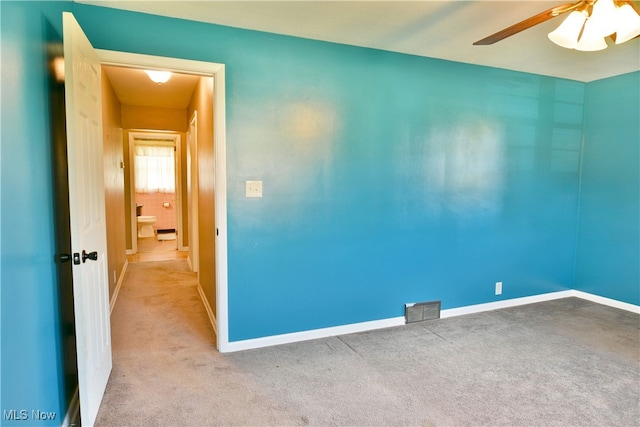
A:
[473,0,640,48]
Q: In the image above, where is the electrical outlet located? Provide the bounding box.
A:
[495,281,503,295]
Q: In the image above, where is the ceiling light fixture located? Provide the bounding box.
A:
[144,70,172,84]
[548,0,640,51]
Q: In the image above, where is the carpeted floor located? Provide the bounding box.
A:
[95,259,640,426]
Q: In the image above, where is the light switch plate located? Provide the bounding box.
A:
[246,180,263,198]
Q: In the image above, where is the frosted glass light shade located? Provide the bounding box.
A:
[615,4,640,44]
[145,70,172,84]
[548,10,588,48]
[576,18,608,51]
[587,0,619,37]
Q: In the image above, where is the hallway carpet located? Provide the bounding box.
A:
[95,260,639,426]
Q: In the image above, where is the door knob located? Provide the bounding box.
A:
[82,250,98,263]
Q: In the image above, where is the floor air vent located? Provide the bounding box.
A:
[405,301,441,323]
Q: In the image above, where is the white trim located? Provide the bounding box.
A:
[174,134,186,251]
[572,290,640,314]
[440,290,574,319]
[221,290,639,353]
[187,112,199,274]
[223,317,406,353]
[213,66,229,352]
[197,282,218,337]
[109,260,128,314]
[128,133,137,254]
[61,386,80,427]
[97,49,229,353]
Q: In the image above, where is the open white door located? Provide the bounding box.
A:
[63,12,112,426]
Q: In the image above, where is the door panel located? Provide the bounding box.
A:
[63,12,112,426]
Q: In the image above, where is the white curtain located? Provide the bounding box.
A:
[134,145,175,193]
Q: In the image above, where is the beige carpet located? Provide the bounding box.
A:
[95,261,640,426]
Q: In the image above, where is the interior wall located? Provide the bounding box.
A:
[1,1,71,423]
[187,76,216,317]
[73,4,594,342]
[121,104,187,132]
[102,69,126,299]
[135,191,176,230]
[575,71,640,305]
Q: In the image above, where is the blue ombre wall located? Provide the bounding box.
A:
[1,2,71,425]
[1,1,638,423]
[575,72,640,304]
[72,5,587,341]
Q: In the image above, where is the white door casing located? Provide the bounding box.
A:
[63,12,112,426]
[128,132,181,254]
[96,49,228,351]
[175,134,186,251]
[187,112,200,273]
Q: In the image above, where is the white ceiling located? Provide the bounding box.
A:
[81,0,639,83]
[91,1,640,109]
[102,65,200,109]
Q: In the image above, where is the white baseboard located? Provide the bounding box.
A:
[61,386,79,427]
[440,290,575,319]
[222,316,406,353]
[221,289,639,353]
[197,282,218,339]
[572,290,640,314]
[109,260,128,315]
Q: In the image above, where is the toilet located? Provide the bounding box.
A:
[137,215,157,238]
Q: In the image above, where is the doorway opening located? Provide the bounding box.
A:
[128,131,182,256]
[98,49,229,351]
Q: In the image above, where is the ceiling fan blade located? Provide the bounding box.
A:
[473,2,584,45]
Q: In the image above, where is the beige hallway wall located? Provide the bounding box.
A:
[101,69,127,299]
[187,76,216,317]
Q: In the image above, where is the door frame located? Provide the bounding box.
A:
[187,112,199,273]
[128,131,182,254]
[98,49,229,351]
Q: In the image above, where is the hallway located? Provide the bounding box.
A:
[95,258,219,425]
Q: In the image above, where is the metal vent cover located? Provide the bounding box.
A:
[405,300,441,323]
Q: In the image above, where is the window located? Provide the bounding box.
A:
[134,145,175,193]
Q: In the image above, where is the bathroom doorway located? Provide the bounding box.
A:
[129,131,182,256]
